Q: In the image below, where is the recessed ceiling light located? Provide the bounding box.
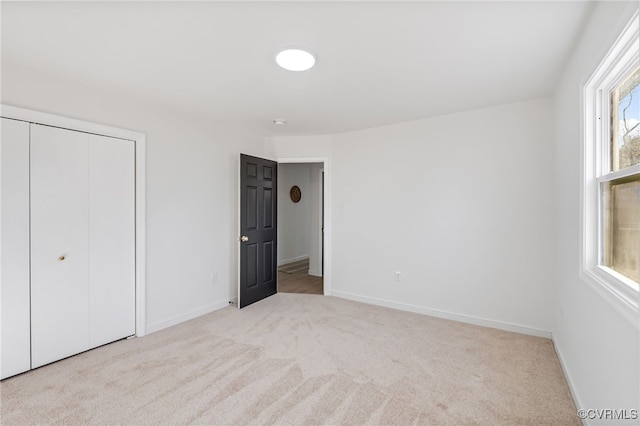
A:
[275,48,316,71]
[273,119,286,125]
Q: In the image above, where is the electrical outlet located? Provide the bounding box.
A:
[210,273,218,284]
[394,271,401,283]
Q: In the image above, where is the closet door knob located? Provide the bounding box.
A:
[58,255,65,261]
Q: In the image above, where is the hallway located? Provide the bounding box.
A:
[277,259,323,295]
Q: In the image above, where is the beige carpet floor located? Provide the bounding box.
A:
[1,294,578,425]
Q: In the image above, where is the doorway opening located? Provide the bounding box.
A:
[277,160,326,295]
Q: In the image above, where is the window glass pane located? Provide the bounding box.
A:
[611,66,640,171]
[602,176,640,283]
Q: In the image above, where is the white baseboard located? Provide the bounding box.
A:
[145,299,231,334]
[308,268,322,277]
[278,255,309,266]
[553,337,587,425]
[330,290,552,338]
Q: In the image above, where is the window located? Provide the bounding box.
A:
[583,12,639,317]
[602,66,640,284]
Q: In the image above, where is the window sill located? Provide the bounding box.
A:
[581,266,639,329]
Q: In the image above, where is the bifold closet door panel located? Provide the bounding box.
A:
[1,118,31,379]
[88,134,135,347]
[30,124,91,368]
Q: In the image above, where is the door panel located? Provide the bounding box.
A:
[247,186,258,230]
[246,242,258,288]
[263,241,274,282]
[239,154,277,308]
[30,125,135,368]
[88,134,135,347]
[1,118,31,379]
[31,124,91,368]
[264,187,274,228]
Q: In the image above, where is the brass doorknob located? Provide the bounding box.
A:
[240,236,249,242]
[58,255,66,261]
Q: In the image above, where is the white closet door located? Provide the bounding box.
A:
[1,118,31,379]
[31,124,91,368]
[88,134,135,347]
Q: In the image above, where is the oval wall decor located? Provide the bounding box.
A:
[290,185,301,203]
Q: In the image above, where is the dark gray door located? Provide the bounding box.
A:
[239,154,277,308]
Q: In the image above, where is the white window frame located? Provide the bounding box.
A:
[582,12,639,326]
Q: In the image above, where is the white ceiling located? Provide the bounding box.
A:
[2,1,593,136]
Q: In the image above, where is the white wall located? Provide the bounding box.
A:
[268,98,556,336]
[553,0,639,417]
[278,163,312,265]
[1,62,266,333]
